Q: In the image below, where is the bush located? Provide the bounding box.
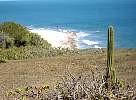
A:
[0,21,76,60]
[15,33,32,47]
[30,33,42,46]
[0,21,51,48]
[0,21,31,47]
[0,46,77,60]
[6,70,136,100]
[39,39,51,49]
[0,35,14,48]
[0,58,6,63]
[0,21,29,38]
[30,33,51,48]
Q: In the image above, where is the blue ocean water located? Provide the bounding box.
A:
[0,1,136,48]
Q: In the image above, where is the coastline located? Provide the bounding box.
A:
[29,27,102,49]
[0,0,136,99]
[29,28,77,49]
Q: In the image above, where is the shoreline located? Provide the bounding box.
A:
[29,27,103,49]
[29,28,77,49]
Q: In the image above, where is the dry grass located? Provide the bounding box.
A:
[0,48,136,99]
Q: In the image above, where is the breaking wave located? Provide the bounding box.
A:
[28,26,102,49]
[82,40,101,48]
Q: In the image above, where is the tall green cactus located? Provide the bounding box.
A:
[106,26,117,90]
[107,26,114,77]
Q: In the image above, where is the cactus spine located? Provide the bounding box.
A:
[106,26,116,90]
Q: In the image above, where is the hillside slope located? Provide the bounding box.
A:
[0,49,136,99]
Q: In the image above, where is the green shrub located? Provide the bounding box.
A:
[30,33,51,48]
[0,58,6,63]
[0,21,51,48]
[30,33,42,46]
[0,21,76,60]
[0,46,77,60]
[0,36,14,48]
[0,21,30,47]
[0,21,29,38]
[40,39,51,49]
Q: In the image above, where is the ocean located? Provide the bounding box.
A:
[0,1,136,48]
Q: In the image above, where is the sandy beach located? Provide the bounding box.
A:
[30,28,77,49]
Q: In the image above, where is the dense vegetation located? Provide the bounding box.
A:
[0,46,77,61]
[0,22,77,62]
[0,21,51,48]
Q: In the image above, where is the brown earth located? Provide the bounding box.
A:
[0,48,136,99]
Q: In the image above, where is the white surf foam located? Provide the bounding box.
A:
[76,32,90,38]
[82,40,99,45]
[28,26,102,49]
[94,45,102,48]
[82,39,102,48]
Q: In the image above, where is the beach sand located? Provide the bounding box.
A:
[30,28,77,49]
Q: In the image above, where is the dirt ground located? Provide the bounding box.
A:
[0,49,136,99]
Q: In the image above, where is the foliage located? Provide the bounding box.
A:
[0,21,30,47]
[6,85,50,100]
[6,69,136,100]
[30,33,42,46]
[0,21,51,48]
[0,21,78,61]
[0,22,29,36]
[0,35,14,48]
[0,58,6,63]
[0,46,78,60]
[30,33,51,48]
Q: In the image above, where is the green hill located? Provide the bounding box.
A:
[0,21,51,48]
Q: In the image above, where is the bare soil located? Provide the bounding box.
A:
[0,49,136,99]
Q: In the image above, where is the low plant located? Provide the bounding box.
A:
[6,69,136,100]
[0,58,6,63]
[6,85,50,100]
[0,46,76,60]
